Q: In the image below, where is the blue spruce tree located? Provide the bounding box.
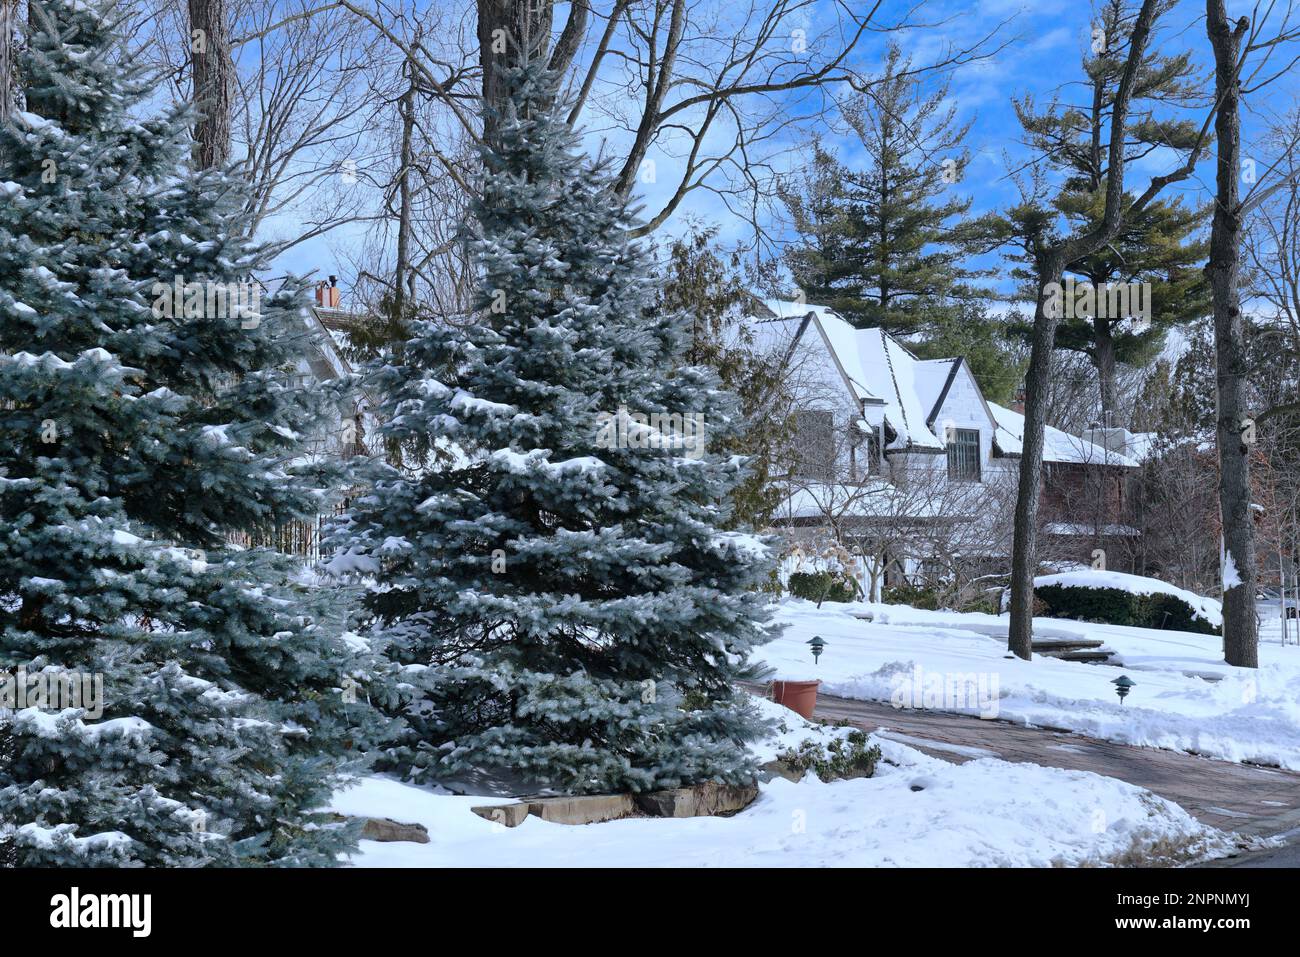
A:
[329,64,775,795]
[0,0,385,865]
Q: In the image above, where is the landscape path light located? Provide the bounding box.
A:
[1111,674,1136,706]
[807,635,826,665]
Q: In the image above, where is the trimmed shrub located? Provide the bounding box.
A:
[1143,592,1219,635]
[788,570,859,603]
[882,582,942,610]
[1036,584,1219,635]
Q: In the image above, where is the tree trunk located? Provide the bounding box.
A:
[393,65,417,316]
[477,0,553,147]
[22,0,65,122]
[1006,0,1161,661]
[188,0,233,169]
[1008,255,1065,659]
[0,0,17,125]
[1206,1,1257,667]
[1093,315,1118,425]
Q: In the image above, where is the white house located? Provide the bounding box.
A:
[228,281,371,558]
[754,300,1140,596]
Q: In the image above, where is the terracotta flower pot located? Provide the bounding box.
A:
[770,679,820,720]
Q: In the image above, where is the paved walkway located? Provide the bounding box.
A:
[811,691,1300,847]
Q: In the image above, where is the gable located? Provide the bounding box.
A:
[924,359,999,438]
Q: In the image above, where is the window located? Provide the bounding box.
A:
[947,428,981,482]
[849,424,879,481]
[865,428,882,476]
[794,410,835,481]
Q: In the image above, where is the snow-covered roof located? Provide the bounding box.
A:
[778,480,983,523]
[1127,432,1159,463]
[912,357,960,423]
[740,314,808,357]
[304,306,353,380]
[1044,522,1140,537]
[854,328,945,450]
[760,300,943,450]
[988,402,1138,468]
[750,300,1134,466]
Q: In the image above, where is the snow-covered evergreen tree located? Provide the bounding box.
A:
[329,64,775,795]
[0,0,385,866]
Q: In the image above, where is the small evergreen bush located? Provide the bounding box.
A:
[1142,592,1219,635]
[882,582,942,609]
[788,571,859,603]
[776,730,881,782]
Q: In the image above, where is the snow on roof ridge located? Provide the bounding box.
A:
[749,301,949,451]
[988,401,1138,468]
[854,325,944,450]
[753,300,1136,466]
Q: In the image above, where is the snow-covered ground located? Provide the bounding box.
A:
[762,598,1300,770]
[329,697,1230,867]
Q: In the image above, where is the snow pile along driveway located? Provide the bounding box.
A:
[761,599,1300,770]
[329,697,1230,867]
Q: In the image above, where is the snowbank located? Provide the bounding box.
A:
[328,694,1229,867]
[761,599,1300,770]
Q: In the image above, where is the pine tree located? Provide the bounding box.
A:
[329,63,775,795]
[1009,0,1207,423]
[0,0,384,866]
[782,42,985,334]
[1046,193,1208,421]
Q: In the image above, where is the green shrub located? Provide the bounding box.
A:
[1036,584,1143,627]
[788,570,859,603]
[1036,584,1219,635]
[882,582,941,610]
[776,729,882,782]
[964,588,1004,616]
[1143,592,1219,635]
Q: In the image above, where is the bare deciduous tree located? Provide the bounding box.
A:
[1204,0,1300,667]
[188,0,234,168]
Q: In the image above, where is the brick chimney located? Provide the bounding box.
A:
[315,274,340,309]
[1011,386,1026,415]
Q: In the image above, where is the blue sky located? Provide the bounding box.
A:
[273,0,1298,300]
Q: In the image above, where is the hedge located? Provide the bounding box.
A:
[1035,584,1219,635]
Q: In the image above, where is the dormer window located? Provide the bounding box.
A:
[947,428,981,482]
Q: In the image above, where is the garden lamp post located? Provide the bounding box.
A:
[1111,675,1136,706]
[807,635,826,665]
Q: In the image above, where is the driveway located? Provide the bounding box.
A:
[810,690,1300,860]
